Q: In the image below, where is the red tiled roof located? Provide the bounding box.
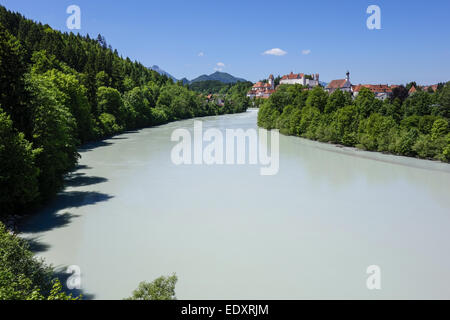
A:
[352,84,392,93]
[253,82,264,88]
[281,72,304,80]
[423,85,438,92]
[327,79,347,89]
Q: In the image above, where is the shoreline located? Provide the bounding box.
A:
[286,134,450,174]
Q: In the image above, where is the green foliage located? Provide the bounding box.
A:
[258,81,450,163]
[403,91,433,116]
[127,274,177,300]
[358,113,398,152]
[305,86,328,112]
[98,113,123,137]
[431,118,448,140]
[0,24,29,135]
[0,222,79,300]
[331,105,359,145]
[437,83,450,118]
[0,109,39,217]
[97,86,124,120]
[189,80,248,94]
[26,72,80,199]
[325,89,350,113]
[96,71,111,88]
[41,69,93,142]
[355,87,381,117]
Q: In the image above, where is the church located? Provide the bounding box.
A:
[326,71,353,94]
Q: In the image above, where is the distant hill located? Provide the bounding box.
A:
[148,68,247,85]
[149,65,177,81]
[189,80,234,94]
[189,80,253,95]
[190,71,247,84]
[180,77,190,85]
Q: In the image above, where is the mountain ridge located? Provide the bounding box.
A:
[190,71,247,84]
[149,66,248,85]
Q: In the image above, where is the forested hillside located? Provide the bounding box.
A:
[258,84,450,162]
[189,80,252,95]
[0,5,249,220]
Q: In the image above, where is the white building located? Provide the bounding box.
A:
[279,72,320,87]
[247,74,276,99]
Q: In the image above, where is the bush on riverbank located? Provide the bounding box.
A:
[0,222,78,300]
[127,274,178,300]
[258,84,450,162]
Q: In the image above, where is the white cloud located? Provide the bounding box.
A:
[302,49,311,55]
[214,62,225,71]
[262,48,287,56]
[198,52,204,57]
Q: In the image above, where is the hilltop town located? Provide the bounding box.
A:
[248,71,440,100]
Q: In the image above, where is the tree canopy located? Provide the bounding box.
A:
[259,84,450,162]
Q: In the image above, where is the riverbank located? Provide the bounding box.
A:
[288,135,450,174]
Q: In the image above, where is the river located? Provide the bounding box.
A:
[20,109,450,299]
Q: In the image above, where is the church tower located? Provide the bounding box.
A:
[268,74,274,89]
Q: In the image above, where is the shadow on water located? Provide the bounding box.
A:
[65,175,108,187]
[74,164,92,171]
[20,191,114,234]
[78,130,139,153]
[24,236,51,253]
[54,267,96,300]
[78,140,114,153]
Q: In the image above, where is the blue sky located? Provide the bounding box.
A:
[1,0,449,84]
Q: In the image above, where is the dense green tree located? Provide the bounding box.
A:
[325,89,350,113]
[305,86,328,112]
[42,69,93,142]
[431,118,448,141]
[0,108,38,217]
[357,113,397,152]
[0,222,79,300]
[437,82,450,118]
[127,274,177,300]
[26,72,79,199]
[97,86,124,120]
[258,80,449,163]
[123,87,151,128]
[355,87,382,117]
[403,91,433,116]
[97,113,122,137]
[96,71,111,88]
[0,25,29,135]
[390,85,409,104]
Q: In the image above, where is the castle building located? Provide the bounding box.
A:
[279,72,320,87]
